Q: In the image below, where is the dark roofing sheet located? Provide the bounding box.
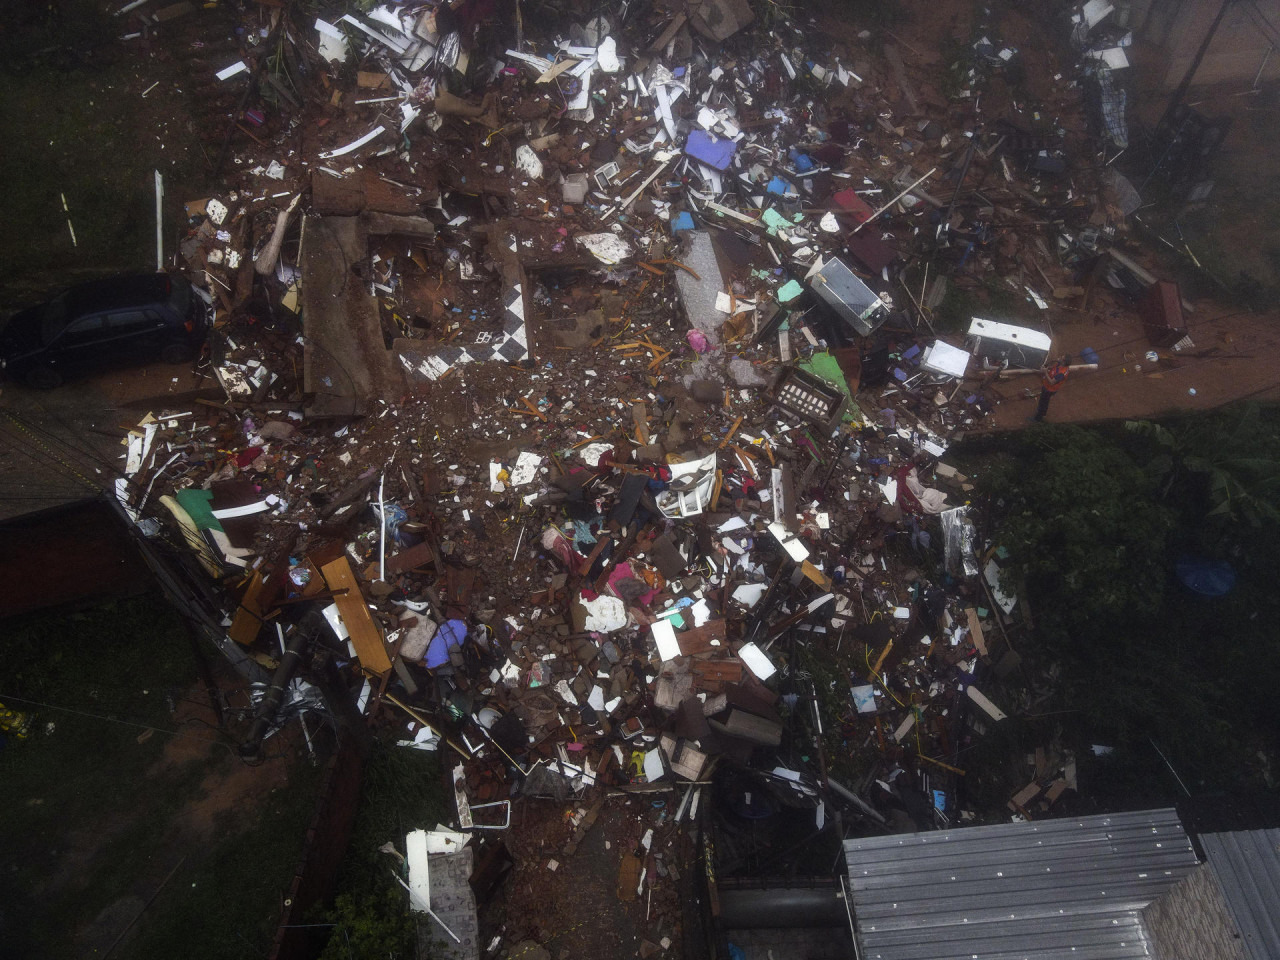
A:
[1200,828,1280,960]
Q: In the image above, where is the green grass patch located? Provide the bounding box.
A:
[0,593,317,960]
[118,762,323,960]
[0,6,208,306]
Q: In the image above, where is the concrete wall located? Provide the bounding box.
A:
[1130,0,1280,91]
[1141,864,1247,960]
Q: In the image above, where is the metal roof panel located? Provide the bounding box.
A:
[1200,828,1280,960]
[845,810,1199,960]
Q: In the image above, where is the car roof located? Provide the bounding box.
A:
[65,274,176,316]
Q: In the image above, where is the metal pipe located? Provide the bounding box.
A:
[239,623,311,757]
[383,692,471,760]
[377,469,387,583]
[840,874,863,960]
[1253,43,1274,88]
[827,776,888,828]
[391,874,462,943]
[851,168,937,234]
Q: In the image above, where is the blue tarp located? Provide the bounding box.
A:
[426,618,468,668]
[766,176,797,198]
[1176,557,1236,597]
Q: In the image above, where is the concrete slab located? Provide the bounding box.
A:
[416,848,478,960]
[396,222,534,386]
[675,231,726,342]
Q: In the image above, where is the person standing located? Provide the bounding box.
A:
[1031,355,1070,422]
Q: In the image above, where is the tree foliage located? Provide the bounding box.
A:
[976,410,1280,803]
[984,425,1175,631]
[1126,405,1280,531]
[319,743,448,960]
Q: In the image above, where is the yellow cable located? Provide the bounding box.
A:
[864,648,906,707]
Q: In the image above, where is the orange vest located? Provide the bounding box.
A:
[1042,363,1069,392]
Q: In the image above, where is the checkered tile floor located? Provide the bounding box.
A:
[399,282,529,381]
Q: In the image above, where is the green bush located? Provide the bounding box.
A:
[320,886,417,960]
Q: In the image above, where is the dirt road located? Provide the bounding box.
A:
[980,301,1280,430]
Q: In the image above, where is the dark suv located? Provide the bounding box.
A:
[0,273,212,388]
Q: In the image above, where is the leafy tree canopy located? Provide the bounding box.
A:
[984,424,1175,637]
[972,408,1280,804]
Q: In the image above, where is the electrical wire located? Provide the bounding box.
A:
[0,409,148,503]
[0,691,306,766]
[0,425,194,559]
[0,411,104,493]
[0,431,101,483]
[1245,1,1280,50]
[864,647,907,707]
[18,396,135,468]
[0,691,235,754]
[0,409,224,558]
[1248,0,1280,34]
[7,404,170,498]
[0,492,101,501]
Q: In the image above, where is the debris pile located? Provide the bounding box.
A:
[103,0,1203,949]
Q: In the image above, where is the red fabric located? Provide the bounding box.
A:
[235,446,263,467]
[892,463,923,515]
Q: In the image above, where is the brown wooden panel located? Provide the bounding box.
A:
[228,570,268,647]
[320,556,391,677]
[677,619,726,656]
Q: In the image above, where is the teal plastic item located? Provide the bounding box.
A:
[777,278,805,302]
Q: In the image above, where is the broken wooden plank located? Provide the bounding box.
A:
[718,416,743,450]
[965,607,988,657]
[536,57,580,83]
[884,45,920,115]
[892,710,917,742]
[1009,779,1042,815]
[381,540,439,577]
[319,472,379,519]
[690,659,743,686]
[800,560,833,591]
[712,709,782,746]
[320,555,392,676]
[648,11,688,52]
[871,638,894,676]
[617,851,642,900]
[966,684,1007,721]
[632,402,650,446]
[676,619,726,656]
[1044,778,1069,805]
[228,570,269,646]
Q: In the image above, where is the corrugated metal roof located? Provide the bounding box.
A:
[844,809,1199,960]
[1199,828,1280,960]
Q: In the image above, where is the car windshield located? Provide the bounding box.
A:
[168,277,191,317]
[39,294,69,345]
